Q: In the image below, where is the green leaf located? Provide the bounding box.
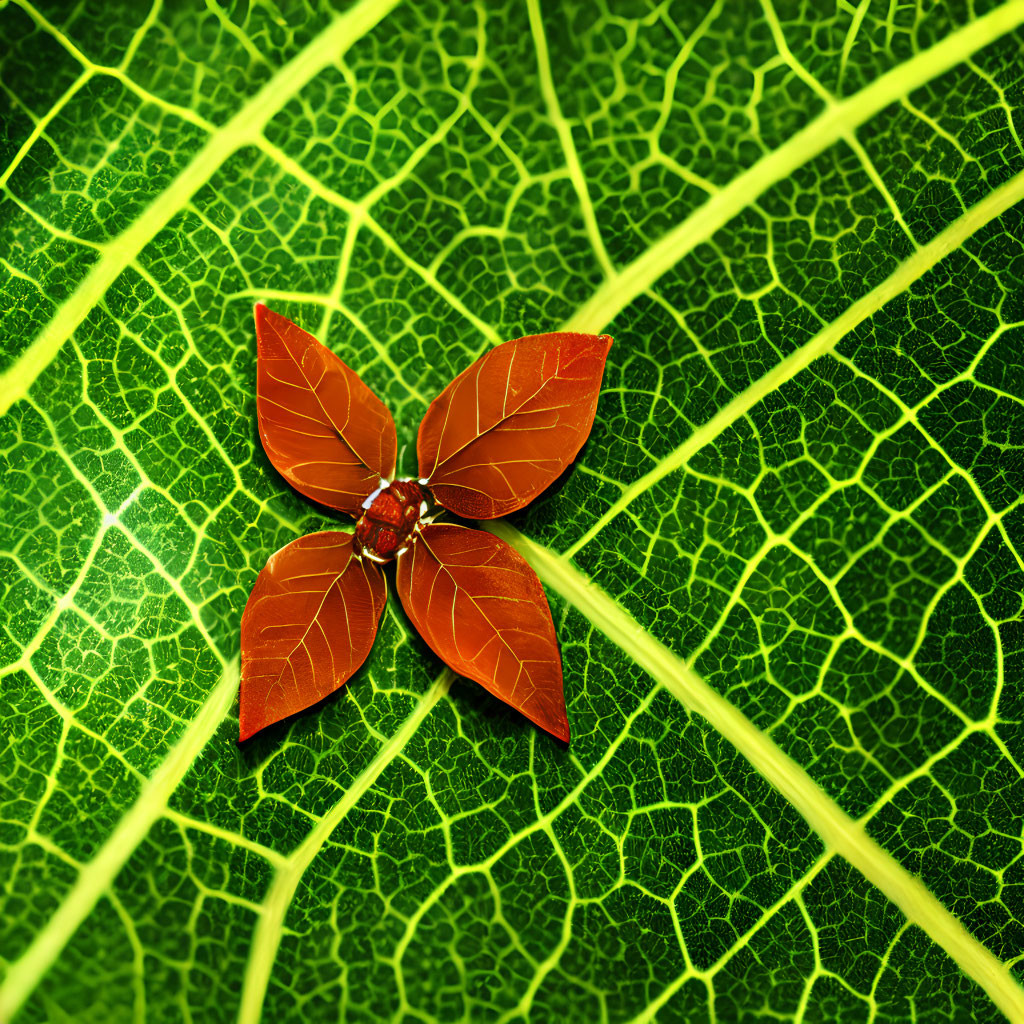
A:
[2,1,1024,1021]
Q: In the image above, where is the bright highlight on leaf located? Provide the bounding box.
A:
[242,307,611,741]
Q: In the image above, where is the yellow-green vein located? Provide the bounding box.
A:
[562,0,1024,335]
[0,660,241,1023]
[235,670,454,1024]
[0,0,402,418]
[489,521,1024,1024]
[565,163,1024,558]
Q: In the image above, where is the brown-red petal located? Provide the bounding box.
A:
[417,332,612,519]
[396,523,569,742]
[239,531,386,741]
[255,303,397,517]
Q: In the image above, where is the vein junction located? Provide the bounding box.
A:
[2,0,1024,1020]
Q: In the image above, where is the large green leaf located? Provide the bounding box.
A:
[2,0,1024,1020]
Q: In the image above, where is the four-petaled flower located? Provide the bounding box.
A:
[239,304,612,743]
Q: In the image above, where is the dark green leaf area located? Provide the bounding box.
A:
[869,732,1024,966]
[266,659,824,1021]
[3,1,1024,1020]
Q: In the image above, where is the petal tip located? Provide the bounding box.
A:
[546,712,570,744]
[238,696,260,743]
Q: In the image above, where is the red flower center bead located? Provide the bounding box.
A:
[354,478,429,562]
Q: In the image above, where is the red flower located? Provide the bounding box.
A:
[239,305,612,743]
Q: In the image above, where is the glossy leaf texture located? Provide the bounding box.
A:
[256,303,397,516]
[239,531,386,740]
[6,2,1024,1022]
[418,332,613,518]
[396,523,569,742]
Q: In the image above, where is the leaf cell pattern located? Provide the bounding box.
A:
[2,0,1024,1021]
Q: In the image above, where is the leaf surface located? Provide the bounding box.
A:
[256,303,397,515]
[2,1,1024,1022]
[418,332,613,518]
[239,530,386,741]
[396,523,569,742]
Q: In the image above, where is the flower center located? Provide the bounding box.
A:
[354,478,429,562]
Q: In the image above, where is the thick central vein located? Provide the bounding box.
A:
[4,2,1024,1018]
[488,522,1024,1023]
